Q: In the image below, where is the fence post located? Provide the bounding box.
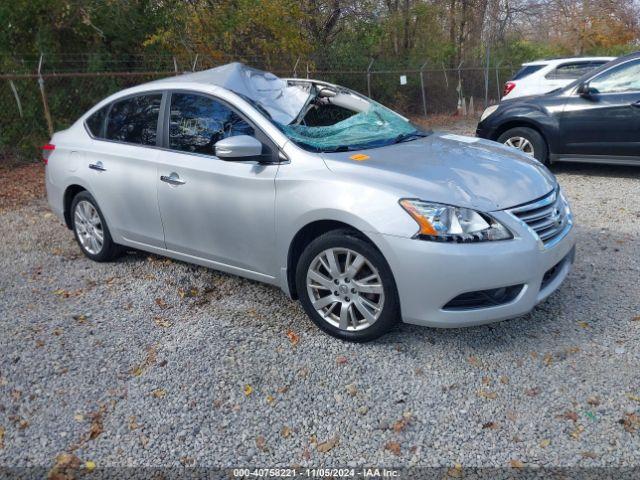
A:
[292,56,300,78]
[496,60,502,100]
[419,61,428,119]
[484,45,490,109]
[37,54,54,138]
[192,54,199,72]
[173,56,178,74]
[366,58,374,99]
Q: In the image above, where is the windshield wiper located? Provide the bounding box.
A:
[393,131,427,144]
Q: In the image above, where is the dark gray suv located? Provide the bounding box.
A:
[477,52,640,166]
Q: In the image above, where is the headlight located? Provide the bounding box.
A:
[480,104,499,122]
[399,199,512,242]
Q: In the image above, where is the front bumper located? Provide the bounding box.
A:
[370,213,576,328]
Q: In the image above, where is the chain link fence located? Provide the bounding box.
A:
[0,54,518,163]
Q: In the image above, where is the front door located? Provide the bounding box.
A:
[559,59,640,159]
[156,91,279,277]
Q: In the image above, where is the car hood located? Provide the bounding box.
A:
[320,133,557,212]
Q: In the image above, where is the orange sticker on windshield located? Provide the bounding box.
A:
[350,154,370,161]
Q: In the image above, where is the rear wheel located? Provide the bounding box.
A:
[296,230,400,342]
[497,127,548,163]
[71,191,122,262]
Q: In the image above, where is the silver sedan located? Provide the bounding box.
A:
[44,63,576,341]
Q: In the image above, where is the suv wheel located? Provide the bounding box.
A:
[71,191,122,262]
[296,230,400,342]
[497,127,548,163]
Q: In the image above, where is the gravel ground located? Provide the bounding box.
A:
[1,150,639,474]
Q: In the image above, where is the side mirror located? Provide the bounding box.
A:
[577,82,596,98]
[215,135,263,160]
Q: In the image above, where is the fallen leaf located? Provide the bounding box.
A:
[317,435,339,453]
[18,419,29,430]
[543,353,553,366]
[243,384,253,396]
[393,418,408,432]
[128,416,139,431]
[153,316,172,328]
[619,413,640,433]
[626,394,640,403]
[286,330,300,346]
[0,426,4,449]
[540,439,551,448]
[256,435,267,451]
[632,316,640,322]
[482,421,499,429]
[281,426,292,438]
[581,451,598,459]
[447,464,463,478]
[85,460,96,472]
[563,411,579,422]
[345,384,357,396]
[74,414,84,422]
[525,387,541,397]
[151,388,166,399]
[35,339,45,348]
[578,321,590,329]
[477,389,497,400]
[385,441,401,456]
[73,314,88,324]
[499,375,509,385]
[336,355,348,365]
[266,395,275,405]
[481,376,491,385]
[587,396,600,406]
[468,356,479,366]
[357,406,369,415]
[570,425,585,439]
[509,459,524,469]
[49,453,81,478]
[154,298,169,309]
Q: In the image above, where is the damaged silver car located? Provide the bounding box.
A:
[44,63,576,341]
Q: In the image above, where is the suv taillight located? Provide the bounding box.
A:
[41,144,55,164]
[503,82,516,97]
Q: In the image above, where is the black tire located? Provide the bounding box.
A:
[70,191,122,262]
[497,126,548,164]
[295,229,400,342]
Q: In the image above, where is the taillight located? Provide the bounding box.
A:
[41,144,55,164]
[503,82,516,97]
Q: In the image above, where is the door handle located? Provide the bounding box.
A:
[89,162,106,172]
[160,174,186,186]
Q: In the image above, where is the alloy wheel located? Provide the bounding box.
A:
[306,247,385,331]
[504,136,535,156]
[74,200,104,255]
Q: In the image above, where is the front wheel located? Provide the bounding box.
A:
[296,230,400,342]
[497,127,548,164]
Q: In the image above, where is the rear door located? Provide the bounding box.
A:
[155,91,279,277]
[84,92,166,247]
[558,59,640,158]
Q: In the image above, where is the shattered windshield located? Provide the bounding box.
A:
[238,83,427,152]
[278,102,425,152]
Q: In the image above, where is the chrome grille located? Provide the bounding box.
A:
[508,188,571,247]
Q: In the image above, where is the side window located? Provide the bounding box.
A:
[545,62,593,80]
[168,93,255,155]
[86,105,108,138]
[589,60,640,94]
[511,65,545,81]
[105,94,162,145]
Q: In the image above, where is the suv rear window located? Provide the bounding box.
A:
[511,65,545,80]
[545,61,607,80]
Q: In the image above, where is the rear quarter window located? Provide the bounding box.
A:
[511,65,545,80]
[85,106,108,138]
